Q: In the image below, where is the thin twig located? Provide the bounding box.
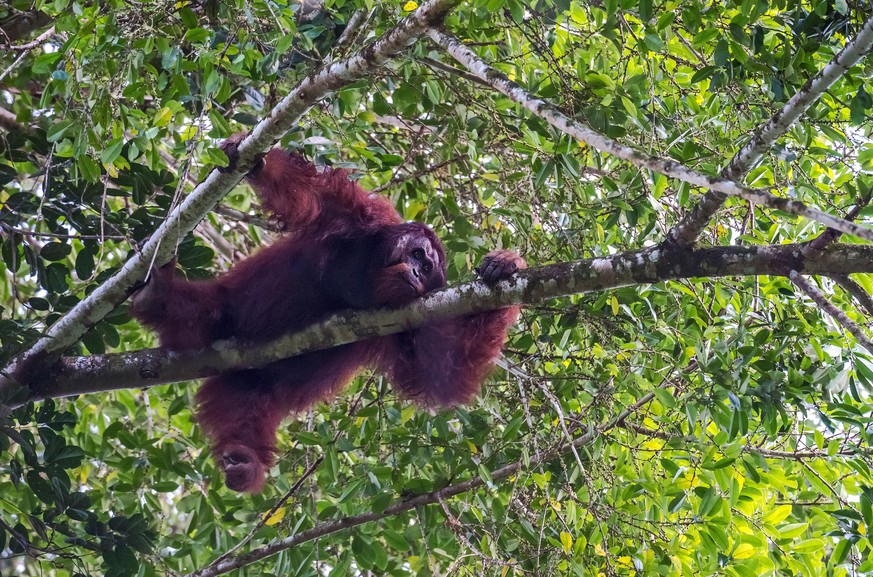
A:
[4,25,55,50]
[0,51,28,84]
[422,55,491,87]
[372,113,435,133]
[155,145,278,232]
[800,199,873,318]
[437,495,518,569]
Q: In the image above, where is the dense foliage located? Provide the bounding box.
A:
[3,0,873,575]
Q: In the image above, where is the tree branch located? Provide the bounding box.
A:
[425,29,873,244]
[788,270,873,355]
[667,14,873,246]
[802,199,868,257]
[4,24,55,50]
[830,273,873,317]
[334,9,372,54]
[3,0,462,386]
[421,55,492,87]
[16,242,873,403]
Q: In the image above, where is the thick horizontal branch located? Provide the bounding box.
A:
[21,242,873,403]
[669,14,873,247]
[3,0,460,381]
[427,28,873,244]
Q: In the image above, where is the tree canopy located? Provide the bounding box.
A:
[3,0,873,575]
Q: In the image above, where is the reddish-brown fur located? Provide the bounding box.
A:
[132,147,524,492]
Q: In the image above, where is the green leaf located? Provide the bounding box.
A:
[639,0,652,22]
[0,164,15,186]
[382,529,410,552]
[47,119,75,143]
[25,471,55,505]
[77,155,101,181]
[714,39,729,66]
[184,28,210,43]
[690,66,716,84]
[40,242,71,261]
[692,28,719,47]
[46,445,84,468]
[75,247,95,280]
[668,492,686,512]
[778,523,808,539]
[105,544,139,577]
[832,538,851,565]
[850,86,871,125]
[859,146,873,171]
[31,51,62,74]
[861,492,873,527]
[371,492,393,513]
[793,538,825,553]
[506,0,524,22]
[653,388,676,408]
[703,457,736,470]
[44,263,69,292]
[101,138,125,165]
[153,107,173,127]
[178,7,198,28]
[352,535,376,570]
[207,147,230,168]
[379,154,404,168]
[28,297,50,311]
[276,34,295,54]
